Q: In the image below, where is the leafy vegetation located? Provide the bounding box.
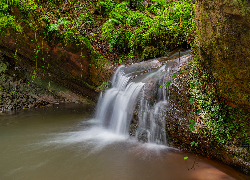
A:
[185,53,250,174]
[101,0,195,60]
[0,0,195,64]
[0,0,23,34]
[188,54,250,151]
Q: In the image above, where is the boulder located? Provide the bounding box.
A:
[195,0,250,109]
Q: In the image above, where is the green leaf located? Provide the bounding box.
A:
[189,98,195,105]
[48,24,59,32]
[172,73,177,78]
[189,123,195,131]
[190,82,194,88]
[177,70,183,75]
[166,20,173,26]
[184,156,188,160]
[195,109,201,115]
[58,18,70,25]
[162,81,171,88]
[112,12,123,21]
[3,4,8,10]
[190,141,197,146]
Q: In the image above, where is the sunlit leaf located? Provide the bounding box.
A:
[166,20,173,26]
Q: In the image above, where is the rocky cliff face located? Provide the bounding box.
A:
[0,7,109,102]
[195,0,250,109]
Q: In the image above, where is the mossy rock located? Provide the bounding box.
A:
[195,0,250,109]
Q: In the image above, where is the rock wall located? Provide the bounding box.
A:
[0,7,105,101]
[195,0,250,109]
[165,60,250,176]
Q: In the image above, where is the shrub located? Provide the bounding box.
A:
[0,0,23,34]
[101,0,195,60]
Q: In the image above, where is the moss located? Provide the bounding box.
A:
[195,0,250,109]
[0,61,8,73]
[89,50,111,88]
[232,0,250,16]
[193,1,250,173]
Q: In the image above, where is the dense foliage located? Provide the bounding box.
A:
[101,0,195,60]
[0,0,195,62]
[0,0,23,34]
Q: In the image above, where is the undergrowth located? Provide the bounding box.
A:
[101,0,195,60]
[188,49,250,151]
[0,0,195,63]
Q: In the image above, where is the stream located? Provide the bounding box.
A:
[0,53,248,180]
[0,103,247,180]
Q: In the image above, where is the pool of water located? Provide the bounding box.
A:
[0,103,248,180]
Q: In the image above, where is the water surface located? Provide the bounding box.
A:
[0,104,248,180]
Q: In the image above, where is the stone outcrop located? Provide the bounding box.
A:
[0,6,114,102]
[195,0,250,109]
[193,0,250,175]
[0,26,99,101]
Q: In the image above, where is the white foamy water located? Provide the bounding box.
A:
[93,54,192,145]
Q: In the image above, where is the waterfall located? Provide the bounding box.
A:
[95,52,191,145]
[96,65,144,135]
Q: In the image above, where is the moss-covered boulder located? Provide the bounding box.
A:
[195,0,250,109]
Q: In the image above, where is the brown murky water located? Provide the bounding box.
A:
[0,104,248,180]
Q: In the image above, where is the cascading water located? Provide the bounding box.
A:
[95,65,144,135]
[95,51,191,145]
